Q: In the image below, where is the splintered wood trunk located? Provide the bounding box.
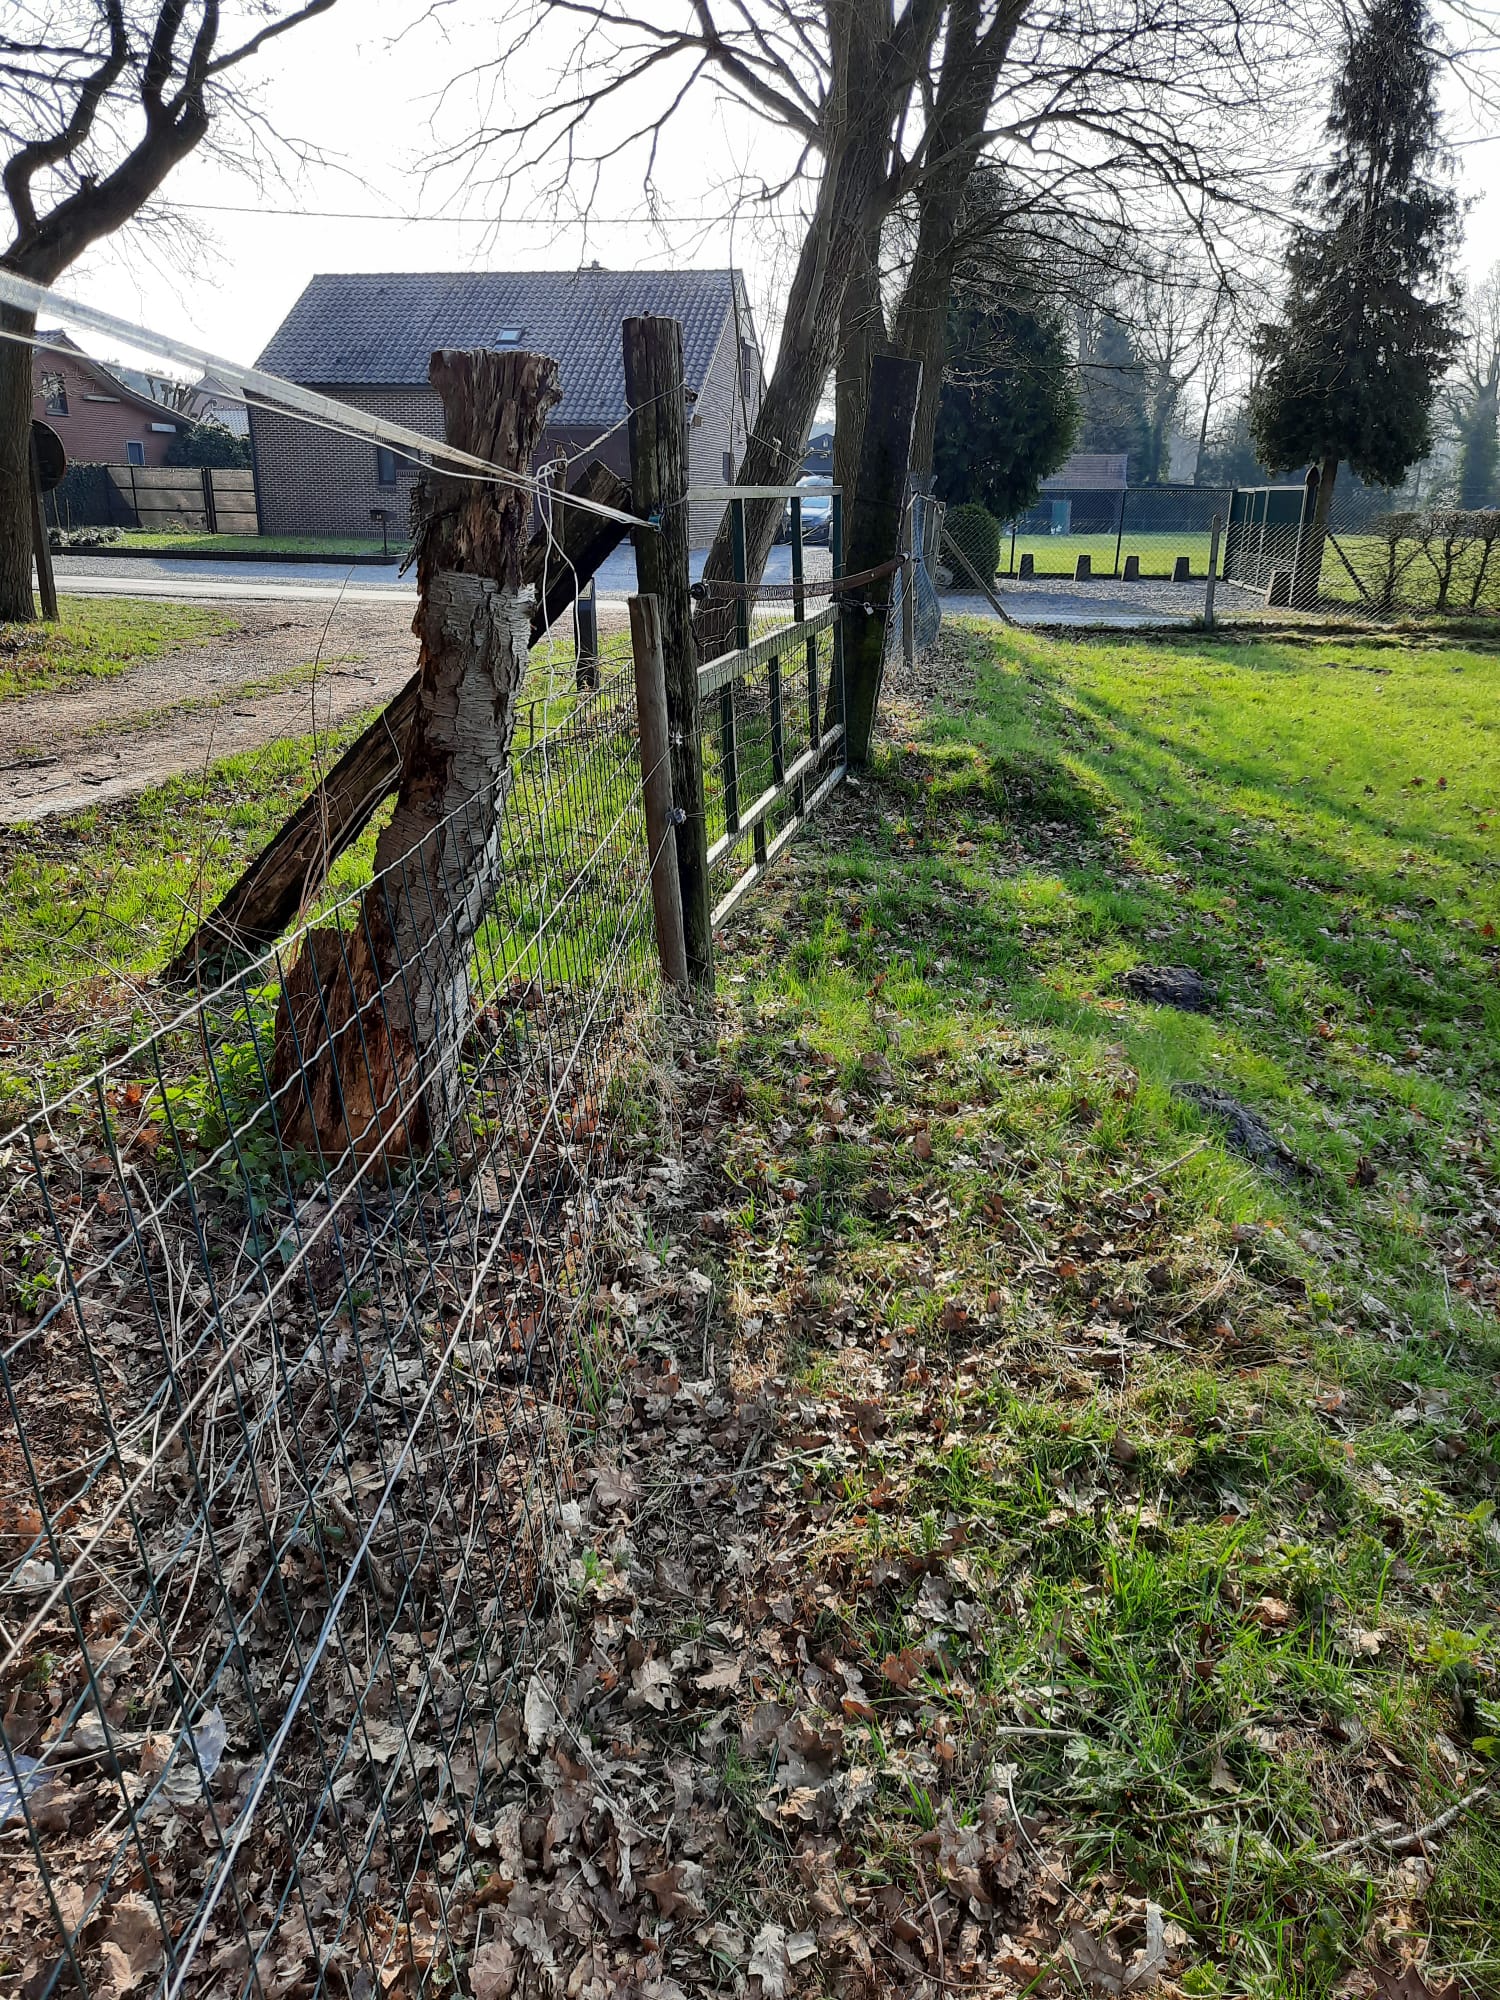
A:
[167,457,631,983]
[273,346,559,1161]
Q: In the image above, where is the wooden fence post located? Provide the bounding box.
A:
[576,577,599,691]
[1204,513,1223,629]
[840,355,921,766]
[166,457,632,983]
[901,495,916,673]
[629,594,689,993]
[623,315,713,989]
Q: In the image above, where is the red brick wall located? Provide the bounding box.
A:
[32,350,183,467]
[252,396,638,541]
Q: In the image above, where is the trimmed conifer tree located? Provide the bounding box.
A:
[1249,0,1459,604]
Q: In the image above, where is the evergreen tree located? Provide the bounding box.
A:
[163,420,252,470]
[933,296,1079,520]
[1249,0,1460,603]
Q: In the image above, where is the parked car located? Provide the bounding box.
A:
[792,475,833,547]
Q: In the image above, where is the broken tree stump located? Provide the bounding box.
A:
[271,345,560,1161]
[168,456,631,984]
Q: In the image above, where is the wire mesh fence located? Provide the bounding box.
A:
[0,655,666,1999]
[1224,483,1500,614]
[1000,484,1233,581]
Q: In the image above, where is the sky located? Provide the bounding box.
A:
[31,0,1500,396]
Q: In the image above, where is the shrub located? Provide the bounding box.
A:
[1346,508,1500,615]
[946,502,1001,583]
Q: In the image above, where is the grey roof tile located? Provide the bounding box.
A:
[255,268,749,423]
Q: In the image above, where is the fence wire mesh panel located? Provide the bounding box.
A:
[1003,484,1233,581]
[1222,484,1500,614]
[0,658,664,1999]
[692,492,847,927]
[884,493,943,667]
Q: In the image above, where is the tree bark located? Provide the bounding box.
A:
[693,0,902,650]
[272,346,559,1162]
[0,307,37,622]
[840,353,921,767]
[168,458,630,983]
[1292,455,1337,609]
[835,225,889,523]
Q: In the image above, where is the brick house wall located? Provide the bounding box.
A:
[251,310,762,548]
[250,386,443,539]
[32,341,184,466]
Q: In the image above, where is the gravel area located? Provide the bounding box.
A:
[0,599,417,824]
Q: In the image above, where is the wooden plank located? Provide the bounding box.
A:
[710,757,847,928]
[688,483,834,501]
[704,726,845,869]
[696,604,835,698]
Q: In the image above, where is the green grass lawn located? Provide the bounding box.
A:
[0,597,237,702]
[107,531,392,558]
[0,630,627,1113]
[701,619,1500,1994]
[996,528,1500,615]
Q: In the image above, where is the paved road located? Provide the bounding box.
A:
[53,551,1266,628]
[52,543,836,608]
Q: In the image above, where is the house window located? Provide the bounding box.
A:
[722,451,734,484]
[493,327,524,345]
[375,446,398,485]
[126,440,145,466]
[739,342,757,403]
[41,372,68,416]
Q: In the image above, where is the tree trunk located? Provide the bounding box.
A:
[693,0,895,652]
[272,347,560,1162]
[167,458,631,982]
[1292,455,1337,609]
[839,353,922,767]
[835,225,888,522]
[0,306,38,623]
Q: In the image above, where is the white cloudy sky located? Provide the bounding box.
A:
[37,0,1500,389]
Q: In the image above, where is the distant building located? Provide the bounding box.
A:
[1034,451,1129,532]
[803,429,834,477]
[250,268,764,545]
[31,331,189,467]
[192,372,251,439]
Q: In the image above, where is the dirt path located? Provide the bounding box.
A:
[0,598,419,824]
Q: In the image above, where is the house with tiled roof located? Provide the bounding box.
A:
[249,268,764,545]
[31,331,193,467]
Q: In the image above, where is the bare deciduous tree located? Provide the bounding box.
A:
[0,1,338,620]
[431,0,1325,625]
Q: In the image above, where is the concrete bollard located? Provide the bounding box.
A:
[1018,552,1035,578]
[1172,555,1192,583]
[1122,554,1140,582]
[1075,554,1092,580]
